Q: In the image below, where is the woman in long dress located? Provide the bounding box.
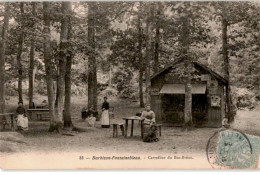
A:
[101,97,110,128]
[16,102,28,130]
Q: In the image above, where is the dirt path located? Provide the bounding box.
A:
[1,98,260,169]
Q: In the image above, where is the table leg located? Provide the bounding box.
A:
[113,125,115,137]
[11,114,14,131]
[131,120,134,137]
[116,126,118,137]
[125,119,128,138]
[141,120,144,138]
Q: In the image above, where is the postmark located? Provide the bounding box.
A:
[206,128,256,169]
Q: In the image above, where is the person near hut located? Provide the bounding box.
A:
[141,105,159,142]
[101,97,110,128]
[85,106,98,127]
[16,101,28,131]
[81,107,87,120]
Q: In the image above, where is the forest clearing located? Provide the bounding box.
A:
[0,96,260,169]
[0,95,259,154]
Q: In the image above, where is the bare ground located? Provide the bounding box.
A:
[0,95,259,156]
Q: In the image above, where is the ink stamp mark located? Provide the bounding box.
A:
[206,128,258,169]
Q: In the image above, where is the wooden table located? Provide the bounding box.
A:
[27,109,49,120]
[0,113,15,131]
[122,116,144,138]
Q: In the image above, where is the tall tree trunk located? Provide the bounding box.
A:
[145,3,152,105]
[137,5,144,108]
[0,2,10,113]
[64,2,73,128]
[28,2,36,109]
[43,2,56,131]
[55,1,70,127]
[181,13,193,128]
[87,2,97,111]
[108,63,112,87]
[153,3,161,73]
[222,17,233,122]
[17,2,25,103]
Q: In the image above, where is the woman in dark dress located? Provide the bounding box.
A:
[101,97,110,128]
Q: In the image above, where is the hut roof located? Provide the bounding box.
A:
[150,59,228,85]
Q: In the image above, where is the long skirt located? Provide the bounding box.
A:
[17,114,28,130]
[143,124,158,142]
[101,110,110,128]
[85,117,96,127]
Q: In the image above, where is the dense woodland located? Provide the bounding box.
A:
[0,1,260,131]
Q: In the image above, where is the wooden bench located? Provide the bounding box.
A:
[0,113,15,131]
[27,109,49,120]
[112,123,124,137]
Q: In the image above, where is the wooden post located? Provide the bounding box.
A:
[125,119,128,138]
[131,120,134,137]
[11,114,14,131]
[115,125,118,137]
[112,124,115,137]
[141,120,144,138]
[120,125,124,136]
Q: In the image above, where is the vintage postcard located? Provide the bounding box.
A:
[0,0,260,170]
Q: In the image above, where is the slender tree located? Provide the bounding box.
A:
[180,3,192,128]
[55,1,70,126]
[64,2,73,128]
[16,2,25,103]
[145,3,153,104]
[87,2,98,111]
[43,2,57,131]
[221,15,233,122]
[153,3,162,73]
[0,2,11,113]
[28,2,36,109]
[137,3,144,108]
[183,16,192,128]
[212,1,253,122]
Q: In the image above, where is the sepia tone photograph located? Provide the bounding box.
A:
[0,0,260,170]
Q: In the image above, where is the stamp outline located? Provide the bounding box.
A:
[206,128,253,169]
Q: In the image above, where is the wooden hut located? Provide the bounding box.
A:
[150,60,228,128]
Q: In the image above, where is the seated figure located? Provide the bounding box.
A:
[16,101,28,131]
[141,105,158,142]
[83,106,97,127]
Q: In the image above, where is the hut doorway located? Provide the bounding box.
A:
[160,84,207,126]
[192,94,207,126]
[161,94,185,125]
[161,94,207,126]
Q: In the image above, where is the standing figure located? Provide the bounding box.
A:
[141,105,158,142]
[101,97,110,128]
[16,102,28,130]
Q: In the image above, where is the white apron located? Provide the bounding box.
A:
[17,114,28,130]
[101,110,110,127]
